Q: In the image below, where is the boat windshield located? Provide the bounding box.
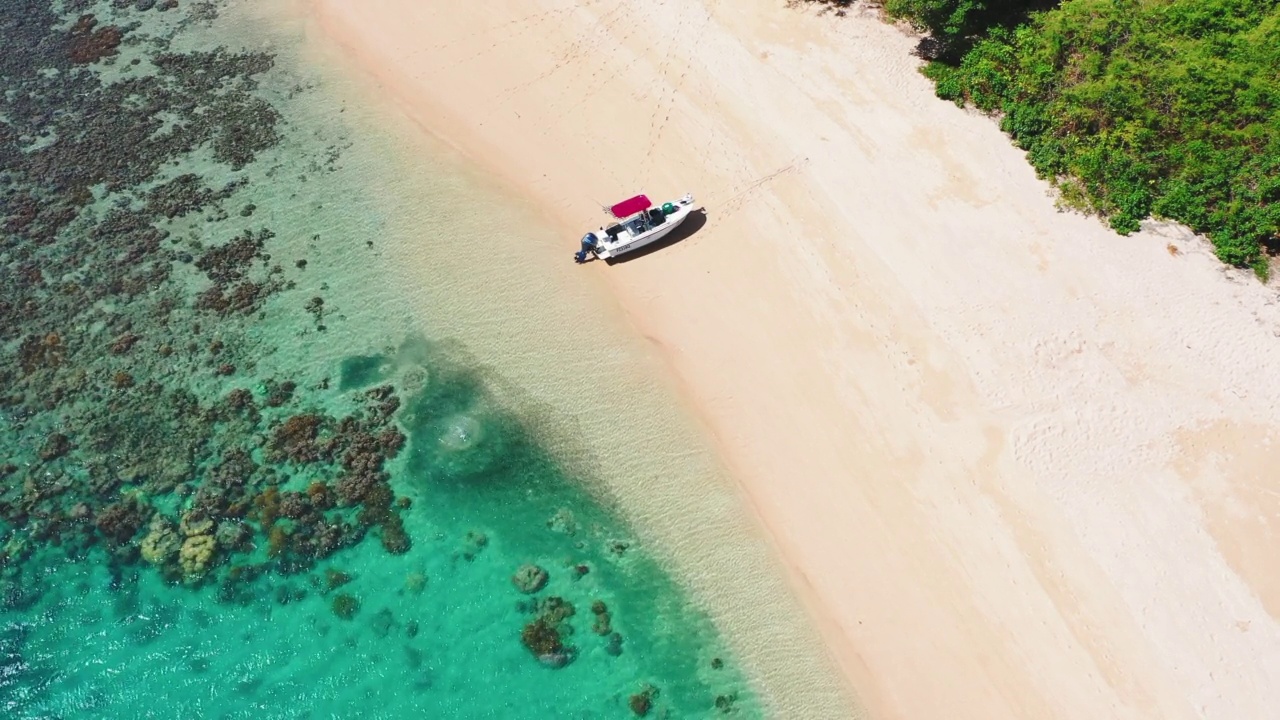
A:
[626,216,648,235]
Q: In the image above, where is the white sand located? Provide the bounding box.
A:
[298,0,1280,717]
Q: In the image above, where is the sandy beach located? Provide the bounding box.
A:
[301,0,1280,717]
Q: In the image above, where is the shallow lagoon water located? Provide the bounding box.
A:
[0,1,759,717]
[5,338,749,719]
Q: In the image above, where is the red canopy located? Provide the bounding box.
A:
[609,194,651,218]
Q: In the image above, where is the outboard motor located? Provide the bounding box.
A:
[574,232,598,264]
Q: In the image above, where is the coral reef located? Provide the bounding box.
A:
[94,497,151,546]
[179,511,216,537]
[139,515,181,567]
[67,15,123,65]
[214,520,250,551]
[521,619,560,653]
[263,379,296,408]
[306,481,335,510]
[109,332,141,355]
[266,526,289,558]
[0,7,404,579]
[266,414,325,464]
[39,433,71,461]
[379,514,410,555]
[145,174,244,220]
[277,491,310,520]
[179,534,218,577]
[252,487,281,529]
[0,9,726,711]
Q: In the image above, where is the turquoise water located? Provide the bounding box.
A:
[0,1,757,717]
[3,336,748,718]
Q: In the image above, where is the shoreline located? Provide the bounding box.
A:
[300,0,1280,718]
[261,1,858,715]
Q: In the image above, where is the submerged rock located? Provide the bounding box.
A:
[605,632,624,657]
[379,515,411,555]
[370,608,396,638]
[455,530,488,561]
[274,585,307,606]
[519,596,577,669]
[628,685,658,717]
[404,571,427,595]
[331,593,359,620]
[324,568,353,591]
[538,651,570,669]
[521,618,562,657]
[590,600,612,635]
[546,508,577,535]
[511,564,548,594]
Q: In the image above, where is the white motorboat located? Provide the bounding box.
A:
[574,192,697,263]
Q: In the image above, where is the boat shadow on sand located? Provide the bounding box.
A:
[602,208,708,265]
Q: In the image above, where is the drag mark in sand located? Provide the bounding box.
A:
[712,156,811,221]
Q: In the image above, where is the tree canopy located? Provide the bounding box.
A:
[823,0,1280,276]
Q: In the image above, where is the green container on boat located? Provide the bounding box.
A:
[661,202,676,215]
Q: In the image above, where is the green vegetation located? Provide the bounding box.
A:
[885,0,1048,44]
[813,0,1280,278]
